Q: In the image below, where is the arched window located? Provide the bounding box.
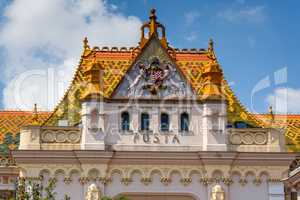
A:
[121,111,130,131]
[141,113,150,131]
[180,112,189,132]
[160,113,169,132]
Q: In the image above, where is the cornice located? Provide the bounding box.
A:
[12,150,297,166]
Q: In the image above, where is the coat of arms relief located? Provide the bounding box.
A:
[114,38,194,98]
[128,56,181,96]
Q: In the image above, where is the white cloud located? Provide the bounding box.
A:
[184,11,201,26]
[219,6,266,23]
[266,87,300,113]
[185,31,198,42]
[0,0,142,110]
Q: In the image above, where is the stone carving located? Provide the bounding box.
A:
[85,183,101,200]
[229,128,268,145]
[41,128,81,143]
[114,39,194,98]
[133,133,181,144]
[211,184,225,200]
[128,57,183,96]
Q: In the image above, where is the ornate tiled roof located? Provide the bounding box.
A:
[255,114,300,151]
[0,111,51,157]
[0,9,299,153]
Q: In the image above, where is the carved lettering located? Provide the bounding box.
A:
[133,133,180,145]
[172,135,180,144]
[133,133,140,144]
[153,134,160,144]
[143,133,150,143]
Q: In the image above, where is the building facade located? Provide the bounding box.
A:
[0,9,299,200]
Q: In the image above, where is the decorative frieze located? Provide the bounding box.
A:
[239,178,248,186]
[222,177,233,186]
[121,177,132,185]
[228,128,268,145]
[79,177,89,185]
[160,177,171,185]
[63,177,72,185]
[41,127,81,144]
[253,177,262,186]
[180,177,192,186]
[141,177,152,185]
[200,177,212,186]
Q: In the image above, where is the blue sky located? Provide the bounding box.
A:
[0,0,300,113]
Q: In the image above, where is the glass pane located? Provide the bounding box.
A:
[121,112,130,131]
[180,113,189,131]
[161,113,169,131]
[235,121,248,128]
[141,113,150,131]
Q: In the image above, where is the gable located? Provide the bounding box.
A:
[114,37,195,99]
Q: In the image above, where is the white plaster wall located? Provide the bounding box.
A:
[60,172,83,200]
[105,172,204,200]
[101,102,205,150]
[32,166,285,200]
[230,174,269,200]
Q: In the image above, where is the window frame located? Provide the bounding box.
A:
[121,111,130,131]
[160,112,170,132]
[180,112,189,132]
[140,112,150,131]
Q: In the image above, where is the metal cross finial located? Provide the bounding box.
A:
[83,37,90,50]
[208,38,214,52]
[150,8,157,20]
[32,103,39,125]
[269,105,274,122]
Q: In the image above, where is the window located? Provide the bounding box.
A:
[234,121,248,128]
[141,113,150,131]
[160,113,169,132]
[90,109,99,129]
[180,112,189,132]
[121,111,130,131]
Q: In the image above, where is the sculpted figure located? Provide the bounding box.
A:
[128,63,146,92]
[85,183,101,200]
[211,184,225,200]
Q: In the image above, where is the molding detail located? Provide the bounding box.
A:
[239,178,248,186]
[79,177,89,185]
[228,128,268,145]
[41,127,81,144]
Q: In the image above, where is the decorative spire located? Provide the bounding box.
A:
[139,8,167,48]
[83,37,90,50]
[149,8,158,36]
[208,38,214,52]
[269,105,274,122]
[31,103,39,125]
[207,38,217,62]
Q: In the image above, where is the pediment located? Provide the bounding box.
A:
[113,37,195,99]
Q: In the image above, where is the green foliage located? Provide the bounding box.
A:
[43,178,57,200]
[101,197,112,200]
[101,195,130,200]
[63,194,70,200]
[15,178,130,200]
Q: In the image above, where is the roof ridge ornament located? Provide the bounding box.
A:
[83,37,90,50]
[31,103,39,125]
[139,8,168,48]
[207,38,217,62]
[269,105,275,122]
